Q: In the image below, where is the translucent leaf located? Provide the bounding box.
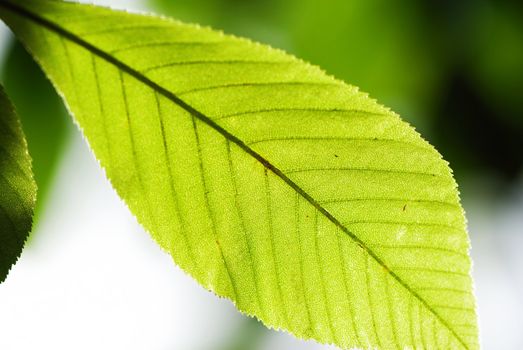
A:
[0,1,479,348]
[0,83,36,283]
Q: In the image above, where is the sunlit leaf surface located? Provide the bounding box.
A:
[0,1,478,348]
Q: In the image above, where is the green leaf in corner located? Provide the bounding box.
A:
[0,83,36,283]
[0,1,479,349]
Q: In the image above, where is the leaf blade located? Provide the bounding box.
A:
[0,83,36,283]
[0,1,478,348]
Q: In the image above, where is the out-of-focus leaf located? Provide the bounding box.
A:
[282,0,442,129]
[469,2,523,129]
[0,1,478,349]
[414,1,523,182]
[219,318,267,350]
[0,83,36,283]
[1,40,70,220]
[151,0,289,49]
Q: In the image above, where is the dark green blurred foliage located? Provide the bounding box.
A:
[218,318,268,350]
[416,0,523,184]
[1,40,71,222]
[468,2,523,124]
[151,0,289,48]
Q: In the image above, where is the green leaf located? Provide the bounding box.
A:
[0,83,36,283]
[0,1,478,348]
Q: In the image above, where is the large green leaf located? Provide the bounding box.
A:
[0,83,36,283]
[0,1,478,348]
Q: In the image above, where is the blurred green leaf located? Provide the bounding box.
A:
[0,83,36,283]
[1,40,71,222]
[469,2,523,128]
[0,1,478,349]
[151,0,289,49]
[218,318,267,350]
[416,1,523,182]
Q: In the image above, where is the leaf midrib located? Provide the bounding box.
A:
[0,2,469,348]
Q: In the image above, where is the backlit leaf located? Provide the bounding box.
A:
[0,1,478,348]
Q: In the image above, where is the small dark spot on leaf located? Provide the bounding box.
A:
[402,204,407,212]
[334,154,338,158]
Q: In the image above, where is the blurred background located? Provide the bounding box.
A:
[0,0,522,349]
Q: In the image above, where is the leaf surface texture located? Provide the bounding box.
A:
[0,83,36,283]
[0,1,478,348]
